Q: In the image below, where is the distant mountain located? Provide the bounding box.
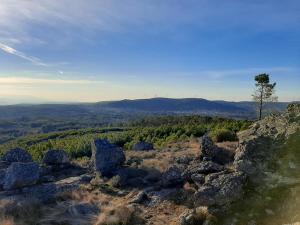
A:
[0,97,291,120]
[96,98,245,112]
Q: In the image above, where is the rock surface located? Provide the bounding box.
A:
[3,162,39,190]
[133,141,154,151]
[2,148,33,163]
[183,161,223,181]
[161,165,183,187]
[129,191,148,204]
[43,149,70,165]
[194,171,246,207]
[191,174,206,187]
[91,139,126,176]
[234,103,300,179]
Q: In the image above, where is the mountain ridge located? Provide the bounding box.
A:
[0,97,292,120]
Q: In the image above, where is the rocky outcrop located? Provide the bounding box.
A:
[43,149,70,165]
[186,104,300,213]
[0,146,87,200]
[91,139,126,177]
[0,173,91,203]
[3,162,39,190]
[133,141,154,151]
[234,103,300,178]
[2,148,33,163]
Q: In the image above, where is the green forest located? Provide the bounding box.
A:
[0,115,251,161]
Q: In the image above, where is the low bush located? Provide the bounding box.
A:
[210,128,237,142]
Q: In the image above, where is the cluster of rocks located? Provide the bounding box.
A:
[160,135,245,211]
[0,138,156,203]
[0,147,90,203]
[179,104,300,223]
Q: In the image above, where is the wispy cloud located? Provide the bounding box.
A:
[0,0,299,46]
[0,42,47,66]
[0,76,105,85]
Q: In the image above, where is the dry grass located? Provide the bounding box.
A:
[215,141,238,153]
[127,139,200,172]
[0,139,220,225]
[193,206,216,222]
[95,204,135,225]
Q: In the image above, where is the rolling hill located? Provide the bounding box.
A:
[0,97,290,120]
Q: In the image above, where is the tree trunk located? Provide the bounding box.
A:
[259,100,262,120]
[259,88,263,120]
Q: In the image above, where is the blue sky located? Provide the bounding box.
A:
[0,0,299,103]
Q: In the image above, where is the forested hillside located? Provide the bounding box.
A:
[0,115,251,161]
[0,98,289,144]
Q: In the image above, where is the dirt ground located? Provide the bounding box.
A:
[0,139,238,225]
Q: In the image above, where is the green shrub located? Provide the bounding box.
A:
[210,128,237,142]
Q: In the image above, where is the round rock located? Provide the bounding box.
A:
[2,148,33,163]
[43,149,70,165]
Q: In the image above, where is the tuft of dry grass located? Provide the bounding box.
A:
[193,206,215,222]
[95,204,135,225]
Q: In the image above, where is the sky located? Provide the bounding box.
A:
[0,0,299,103]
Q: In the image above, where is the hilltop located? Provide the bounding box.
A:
[0,97,290,120]
[0,104,299,225]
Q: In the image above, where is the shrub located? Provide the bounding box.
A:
[210,128,237,142]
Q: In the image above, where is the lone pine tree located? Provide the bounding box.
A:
[253,73,277,120]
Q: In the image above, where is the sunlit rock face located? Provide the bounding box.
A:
[91,139,126,177]
[219,104,300,225]
[234,103,300,179]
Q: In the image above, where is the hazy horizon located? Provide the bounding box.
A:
[0,1,299,103]
[0,96,298,106]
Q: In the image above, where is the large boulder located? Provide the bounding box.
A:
[201,134,215,156]
[43,149,70,165]
[2,148,33,163]
[133,141,154,151]
[91,139,126,177]
[200,135,233,165]
[161,165,183,187]
[194,171,246,207]
[3,162,39,190]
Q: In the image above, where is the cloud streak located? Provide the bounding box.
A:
[0,76,105,85]
[0,42,47,66]
[0,0,299,46]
